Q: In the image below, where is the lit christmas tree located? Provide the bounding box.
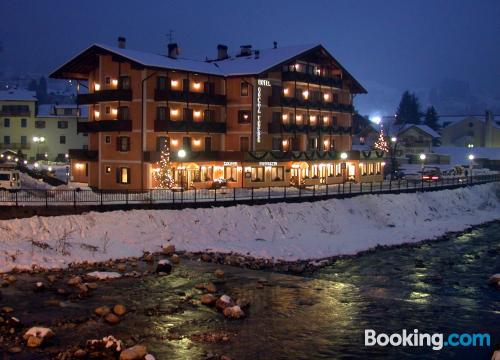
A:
[373,125,389,152]
[154,147,175,189]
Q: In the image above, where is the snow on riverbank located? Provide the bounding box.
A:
[0,183,499,272]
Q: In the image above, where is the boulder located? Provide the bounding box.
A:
[223,306,245,319]
[236,298,250,309]
[117,264,127,272]
[119,345,147,360]
[171,254,180,264]
[162,244,176,255]
[145,354,156,360]
[73,349,87,358]
[156,260,172,274]
[201,254,211,262]
[487,274,500,288]
[200,294,217,306]
[205,282,217,293]
[23,327,54,347]
[105,313,120,325]
[94,306,111,317]
[67,276,82,286]
[214,269,225,279]
[113,304,127,316]
[143,253,154,263]
[215,295,234,311]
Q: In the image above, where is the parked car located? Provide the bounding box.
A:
[0,169,21,190]
[422,167,441,181]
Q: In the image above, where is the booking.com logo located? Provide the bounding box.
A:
[365,329,491,351]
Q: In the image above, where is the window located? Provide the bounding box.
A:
[105,136,111,144]
[35,120,46,128]
[204,109,215,122]
[204,82,215,94]
[183,108,193,121]
[224,166,237,182]
[21,118,27,127]
[272,137,281,151]
[308,137,318,150]
[116,136,130,152]
[117,167,131,184]
[105,166,111,174]
[156,136,170,151]
[204,137,212,152]
[1,105,29,116]
[105,76,111,85]
[251,167,264,182]
[60,136,66,144]
[118,107,130,121]
[238,110,251,124]
[157,76,169,90]
[240,137,249,152]
[241,82,249,96]
[3,118,10,127]
[21,136,27,145]
[183,136,191,151]
[63,108,75,116]
[271,166,284,181]
[119,76,131,90]
[157,107,168,121]
[3,136,10,144]
[105,106,111,114]
[58,121,68,129]
[332,116,338,126]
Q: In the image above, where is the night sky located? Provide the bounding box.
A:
[1,0,499,115]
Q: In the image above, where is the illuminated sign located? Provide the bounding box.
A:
[259,161,278,166]
[256,79,271,144]
[223,162,238,166]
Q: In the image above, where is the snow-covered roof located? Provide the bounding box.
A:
[434,146,500,164]
[50,43,366,93]
[441,115,500,130]
[0,89,37,101]
[37,104,88,117]
[397,124,441,138]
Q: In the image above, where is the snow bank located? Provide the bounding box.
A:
[0,183,499,272]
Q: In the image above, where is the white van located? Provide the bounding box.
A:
[0,169,21,190]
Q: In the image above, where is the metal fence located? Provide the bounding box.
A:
[0,174,498,208]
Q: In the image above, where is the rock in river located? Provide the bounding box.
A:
[156,259,172,274]
[23,327,54,347]
[119,345,147,360]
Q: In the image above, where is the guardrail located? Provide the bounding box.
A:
[0,174,498,209]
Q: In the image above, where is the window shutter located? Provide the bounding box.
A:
[126,137,131,151]
[116,168,120,183]
[116,137,121,151]
[126,168,131,184]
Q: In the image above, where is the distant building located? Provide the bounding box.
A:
[393,124,440,155]
[0,89,87,161]
[440,111,500,148]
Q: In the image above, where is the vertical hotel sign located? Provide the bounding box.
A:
[256,79,271,144]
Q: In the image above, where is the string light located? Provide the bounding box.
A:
[153,147,175,189]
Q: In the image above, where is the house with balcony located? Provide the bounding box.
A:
[50,38,384,190]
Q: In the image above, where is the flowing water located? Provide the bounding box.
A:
[2,222,499,359]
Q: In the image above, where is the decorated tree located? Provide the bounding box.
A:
[154,147,175,189]
[373,125,389,152]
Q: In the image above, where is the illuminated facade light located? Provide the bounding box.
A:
[282,114,288,121]
[193,139,201,146]
[171,139,178,146]
[193,82,201,89]
[194,110,201,118]
[178,149,187,158]
[283,88,289,95]
[340,152,348,160]
[94,110,100,119]
[171,80,179,87]
[323,93,330,101]
[323,116,329,124]
[94,83,101,91]
[302,90,309,99]
[111,79,118,87]
[296,115,302,121]
[170,109,179,116]
[111,108,118,116]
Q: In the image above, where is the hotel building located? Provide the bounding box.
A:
[51,38,385,190]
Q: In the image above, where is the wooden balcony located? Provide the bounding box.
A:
[282,71,343,88]
[154,89,226,105]
[154,119,226,133]
[69,149,98,161]
[268,121,351,134]
[0,143,31,150]
[268,95,354,113]
[77,89,132,105]
[77,120,132,133]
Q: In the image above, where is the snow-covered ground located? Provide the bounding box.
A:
[0,183,498,273]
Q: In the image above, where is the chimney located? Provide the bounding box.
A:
[273,41,277,49]
[217,44,228,60]
[239,45,252,57]
[485,110,493,147]
[168,43,179,59]
[118,36,126,49]
[254,50,260,59]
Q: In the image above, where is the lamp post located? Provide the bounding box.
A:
[389,136,399,180]
[419,153,426,173]
[32,136,45,161]
[177,149,186,188]
[468,154,474,183]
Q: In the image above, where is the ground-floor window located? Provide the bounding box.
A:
[251,167,264,182]
[117,167,130,184]
[200,166,213,182]
[224,166,237,182]
[271,166,284,181]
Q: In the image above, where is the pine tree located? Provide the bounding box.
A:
[373,125,389,152]
[423,106,440,131]
[37,76,48,103]
[154,147,175,189]
[395,91,422,125]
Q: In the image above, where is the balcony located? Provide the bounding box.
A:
[0,143,31,150]
[268,96,354,113]
[154,119,226,133]
[282,71,343,88]
[77,120,132,133]
[154,89,226,106]
[144,150,243,163]
[76,89,132,105]
[0,110,31,116]
[69,149,98,161]
[268,121,351,134]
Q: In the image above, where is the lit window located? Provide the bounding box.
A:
[105,166,111,173]
[251,167,264,182]
[241,82,249,96]
[118,167,130,184]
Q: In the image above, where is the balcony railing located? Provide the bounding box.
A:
[154,119,226,133]
[0,143,31,150]
[282,71,343,88]
[268,121,351,134]
[154,89,226,105]
[76,89,132,105]
[0,110,31,116]
[68,149,98,161]
[77,120,132,133]
[268,96,354,113]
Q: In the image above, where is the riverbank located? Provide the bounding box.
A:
[0,183,499,273]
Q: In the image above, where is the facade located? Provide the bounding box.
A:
[51,40,385,189]
[441,111,500,148]
[0,90,87,161]
[394,124,440,155]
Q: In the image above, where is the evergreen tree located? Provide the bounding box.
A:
[423,106,440,131]
[27,79,37,91]
[37,76,48,103]
[153,147,175,189]
[395,91,422,125]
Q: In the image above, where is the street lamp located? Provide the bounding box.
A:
[340,152,348,160]
[33,136,46,160]
[419,153,426,172]
[177,149,187,188]
[468,154,474,182]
